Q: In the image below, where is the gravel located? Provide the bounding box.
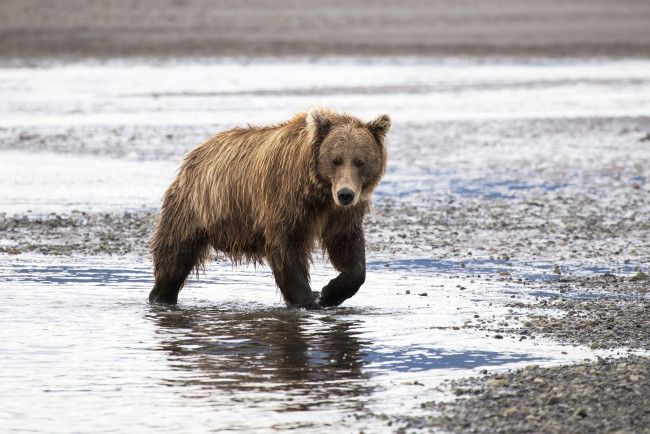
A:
[0,211,154,256]
[461,293,650,351]
[394,355,650,433]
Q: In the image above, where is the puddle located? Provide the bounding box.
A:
[0,151,176,214]
[1,254,609,432]
[376,167,573,202]
[375,258,640,283]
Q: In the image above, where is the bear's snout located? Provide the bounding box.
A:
[337,188,355,206]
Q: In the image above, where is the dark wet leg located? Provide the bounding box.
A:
[149,236,207,304]
[267,238,319,310]
[319,226,366,308]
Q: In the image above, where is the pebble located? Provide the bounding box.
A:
[0,211,155,256]
[385,355,650,432]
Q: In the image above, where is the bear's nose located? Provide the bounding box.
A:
[337,188,355,205]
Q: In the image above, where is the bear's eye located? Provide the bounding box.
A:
[333,157,343,166]
[354,160,365,168]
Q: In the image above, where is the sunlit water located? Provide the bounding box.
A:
[1,254,605,433]
[1,58,648,432]
[1,58,649,127]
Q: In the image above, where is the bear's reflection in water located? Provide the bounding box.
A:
[147,304,373,412]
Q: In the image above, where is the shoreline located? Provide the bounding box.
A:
[2,54,650,69]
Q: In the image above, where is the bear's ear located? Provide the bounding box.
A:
[306,108,331,144]
[367,114,391,143]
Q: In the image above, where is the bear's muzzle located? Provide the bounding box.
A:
[337,188,355,206]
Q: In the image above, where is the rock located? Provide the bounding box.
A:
[547,395,561,405]
[486,378,508,387]
[573,407,588,418]
[502,407,518,416]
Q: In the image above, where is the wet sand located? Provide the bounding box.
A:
[2,0,650,62]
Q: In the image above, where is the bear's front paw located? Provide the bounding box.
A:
[286,292,322,310]
[317,291,341,308]
[300,291,321,310]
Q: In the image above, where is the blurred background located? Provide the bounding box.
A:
[2,0,650,61]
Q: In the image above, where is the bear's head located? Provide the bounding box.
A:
[307,108,390,207]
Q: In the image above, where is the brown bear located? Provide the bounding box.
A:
[149,108,390,309]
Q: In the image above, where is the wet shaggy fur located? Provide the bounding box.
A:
[149,108,390,308]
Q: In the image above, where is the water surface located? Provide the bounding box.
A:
[1,255,605,432]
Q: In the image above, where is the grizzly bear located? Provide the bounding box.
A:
[149,108,390,309]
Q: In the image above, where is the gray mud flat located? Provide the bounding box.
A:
[1,59,649,432]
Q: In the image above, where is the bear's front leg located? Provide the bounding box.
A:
[320,224,366,307]
[266,235,319,310]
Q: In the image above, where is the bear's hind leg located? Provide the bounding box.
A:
[149,234,208,304]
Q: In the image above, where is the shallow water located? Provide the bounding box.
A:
[1,58,648,432]
[1,254,605,433]
[1,59,650,128]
